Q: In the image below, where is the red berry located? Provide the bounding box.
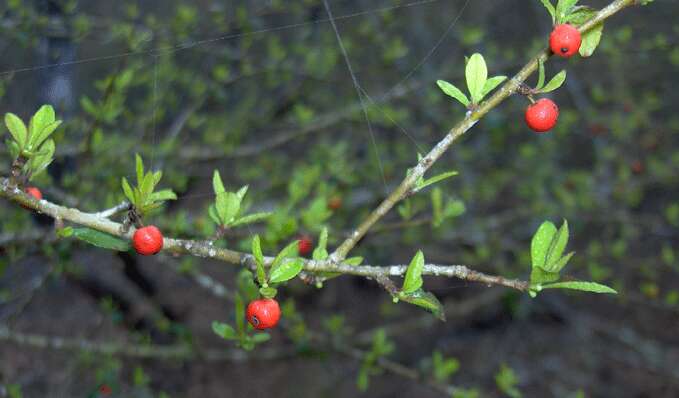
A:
[246,298,281,330]
[525,98,559,133]
[631,160,644,174]
[98,384,112,396]
[132,225,164,255]
[549,24,581,58]
[298,236,313,256]
[25,186,43,200]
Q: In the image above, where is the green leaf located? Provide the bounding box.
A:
[6,139,20,159]
[30,120,61,149]
[230,212,272,227]
[312,227,329,260]
[539,0,556,23]
[436,80,470,107]
[417,171,458,192]
[208,204,221,225]
[564,6,596,25]
[402,250,425,294]
[269,240,300,277]
[542,281,617,294]
[251,332,271,343]
[539,70,567,93]
[251,235,266,286]
[399,289,445,321]
[345,256,363,266]
[216,192,240,225]
[465,53,487,104]
[236,185,249,201]
[556,0,579,23]
[544,220,569,270]
[547,251,575,274]
[212,170,225,194]
[536,59,546,90]
[530,266,560,285]
[212,321,237,340]
[71,227,131,251]
[149,189,177,202]
[269,258,304,284]
[481,76,507,97]
[28,105,55,141]
[135,154,144,185]
[27,139,55,179]
[531,221,557,269]
[259,286,277,299]
[579,22,604,57]
[4,113,27,149]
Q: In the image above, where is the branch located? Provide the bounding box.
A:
[329,0,638,262]
[0,177,528,291]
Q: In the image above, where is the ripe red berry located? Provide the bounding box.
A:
[298,236,313,256]
[25,186,43,200]
[549,24,581,58]
[98,384,112,396]
[132,225,164,255]
[631,160,644,174]
[525,98,559,133]
[246,298,281,330]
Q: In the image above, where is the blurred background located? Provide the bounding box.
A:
[0,0,678,397]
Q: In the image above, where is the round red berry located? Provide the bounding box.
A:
[246,298,281,330]
[549,24,581,58]
[525,98,559,133]
[132,225,164,255]
[298,236,313,256]
[25,186,43,200]
[328,196,342,210]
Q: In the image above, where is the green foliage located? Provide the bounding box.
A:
[437,53,506,108]
[431,351,460,383]
[402,250,424,293]
[71,227,131,251]
[209,170,271,228]
[121,154,176,215]
[357,329,395,391]
[495,363,522,398]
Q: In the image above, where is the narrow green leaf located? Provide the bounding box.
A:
[269,258,304,284]
[531,221,557,269]
[149,189,177,202]
[135,154,144,185]
[542,281,617,294]
[152,170,162,187]
[417,171,458,191]
[236,185,249,201]
[547,251,575,274]
[212,170,225,194]
[345,256,363,266]
[536,59,546,90]
[465,53,487,104]
[230,212,272,227]
[4,113,27,149]
[544,220,569,270]
[216,192,240,225]
[140,172,155,201]
[539,0,556,22]
[252,235,266,286]
[481,76,507,98]
[269,240,300,276]
[212,321,237,340]
[71,227,131,251]
[30,120,61,149]
[27,139,55,178]
[208,204,221,225]
[539,70,567,93]
[122,177,135,204]
[436,80,470,107]
[579,22,604,57]
[398,289,445,321]
[251,333,271,343]
[312,227,329,260]
[402,250,425,294]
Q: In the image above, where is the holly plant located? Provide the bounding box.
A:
[4,105,62,181]
[528,219,617,297]
[437,53,507,110]
[121,154,177,216]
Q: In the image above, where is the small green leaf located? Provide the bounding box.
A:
[28,105,55,142]
[269,258,304,284]
[269,240,300,276]
[536,59,546,90]
[564,6,596,24]
[236,185,249,201]
[27,139,55,179]
[579,22,604,57]
[30,120,61,149]
[251,332,271,343]
[398,289,445,321]
[547,251,575,274]
[312,227,329,260]
[556,0,579,23]
[216,192,240,225]
[465,53,487,104]
[436,80,470,107]
[208,204,221,225]
[345,256,363,266]
[71,227,131,251]
[135,154,144,185]
[530,266,560,285]
[539,0,556,23]
[542,281,617,294]
[212,170,225,194]
[544,220,569,270]
[539,70,567,93]
[149,189,177,202]
[417,171,458,192]
[531,221,557,269]
[212,321,237,340]
[4,113,27,149]
[252,235,266,286]
[402,250,425,294]
[481,76,507,97]
[230,212,272,227]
